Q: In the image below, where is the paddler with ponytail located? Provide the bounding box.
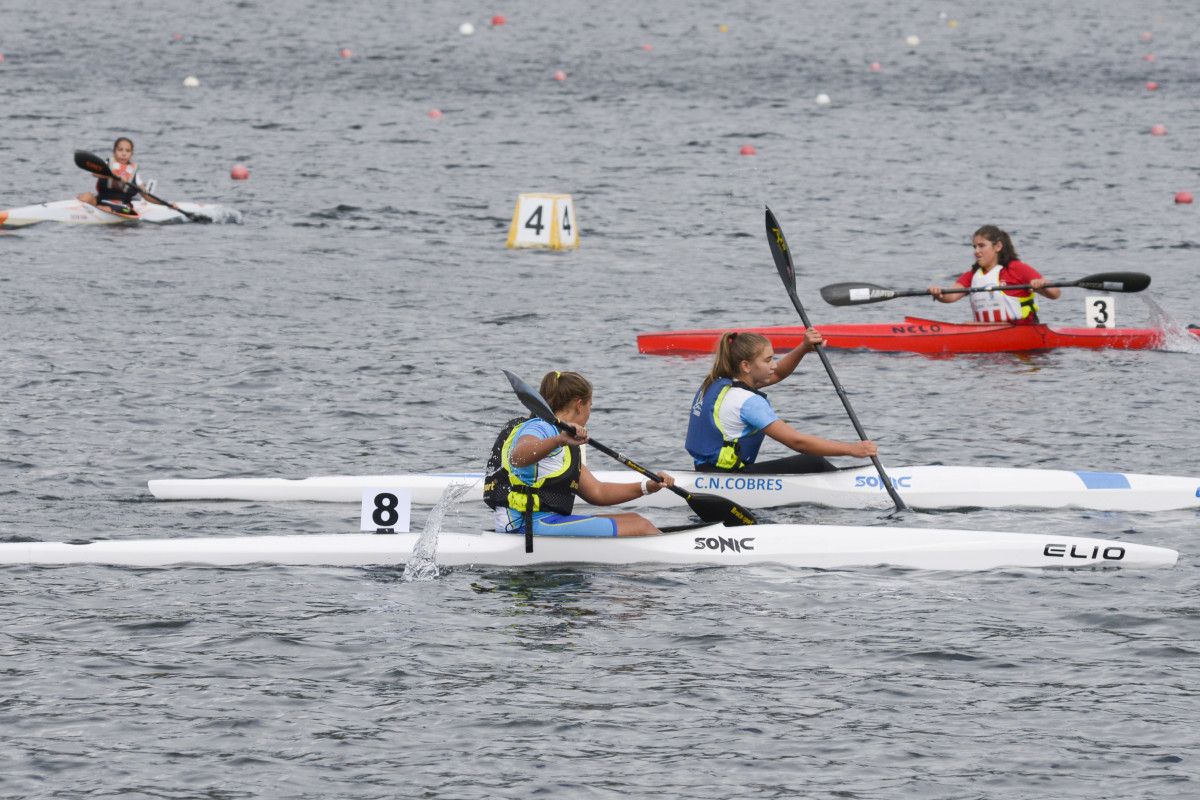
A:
[686,330,877,474]
[929,225,1061,323]
[484,370,674,537]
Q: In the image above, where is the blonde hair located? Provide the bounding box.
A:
[700,331,770,393]
[539,370,592,413]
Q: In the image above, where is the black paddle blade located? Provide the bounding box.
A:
[1076,272,1151,293]
[687,491,757,526]
[764,206,796,288]
[502,369,557,425]
[74,150,112,177]
[820,282,898,306]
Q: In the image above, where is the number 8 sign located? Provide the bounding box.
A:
[360,488,412,532]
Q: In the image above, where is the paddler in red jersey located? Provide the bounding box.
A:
[76,137,152,216]
[928,225,1061,324]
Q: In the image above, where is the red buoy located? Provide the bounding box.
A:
[339,48,353,59]
[428,109,443,120]
[230,164,250,180]
[1150,124,1167,136]
[491,15,506,26]
[1146,81,1159,91]
[553,69,566,81]
[739,145,757,156]
[1175,191,1193,205]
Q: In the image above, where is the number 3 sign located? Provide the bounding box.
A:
[1084,295,1116,328]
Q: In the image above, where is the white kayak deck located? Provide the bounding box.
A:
[0,524,1177,571]
[147,465,1200,512]
[0,198,241,226]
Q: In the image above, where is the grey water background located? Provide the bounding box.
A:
[2,0,1199,796]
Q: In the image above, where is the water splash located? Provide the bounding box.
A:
[402,480,479,581]
[1139,296,1200,353]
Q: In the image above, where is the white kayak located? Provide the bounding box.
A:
[148,464,1200,512]
[0,197,241,226]
[0,524,1177,571]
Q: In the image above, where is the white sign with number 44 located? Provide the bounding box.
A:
[360,488,412,532]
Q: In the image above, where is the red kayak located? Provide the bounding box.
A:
[637,316,1200,356]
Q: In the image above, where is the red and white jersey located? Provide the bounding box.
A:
[956,261,1041,323]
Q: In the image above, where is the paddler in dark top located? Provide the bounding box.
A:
[685,330,878,474]
[484,370,674,537]
[928,225,1061,324]
[76,137,157,216]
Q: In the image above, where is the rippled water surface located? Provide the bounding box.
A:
[2,0,1199,797]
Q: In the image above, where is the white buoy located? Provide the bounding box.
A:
[815,93,831,106]
[905,35,920,48]
[182,75,200,87]
[459,22,475,36]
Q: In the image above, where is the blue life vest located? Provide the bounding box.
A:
[684,378,769,470]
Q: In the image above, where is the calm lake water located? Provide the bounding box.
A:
[2,0,1198,797]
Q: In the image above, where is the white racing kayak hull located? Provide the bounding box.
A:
[0,524,1177,571]
[0,198,240,226]
[148,465,1200,512]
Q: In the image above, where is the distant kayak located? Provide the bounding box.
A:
[0,197,241,227]
[637,316,1200,355]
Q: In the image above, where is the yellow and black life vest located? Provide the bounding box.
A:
[483,417,581,518]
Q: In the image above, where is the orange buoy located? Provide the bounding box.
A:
[230,164,250,180]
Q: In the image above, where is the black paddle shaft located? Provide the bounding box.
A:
[765,207,909,513]
[821,271,1151,306]
[501,370,756,526]
[73,150,210,223]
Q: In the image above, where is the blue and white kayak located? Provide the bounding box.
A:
[147,464,1200,512]
[0,524,1177,571]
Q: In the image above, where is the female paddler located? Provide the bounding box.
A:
[76,137,155,216]
[928,225,1060,323]
[484,371,674,537]
[686,330,877,474]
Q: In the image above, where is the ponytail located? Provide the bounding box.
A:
[700,331,770,394]
[539,370,592,414]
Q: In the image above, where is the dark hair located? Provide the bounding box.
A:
[113,137,134,152]
[700,331,770,394]
[974,224,1019,266]
[539,371,592,414]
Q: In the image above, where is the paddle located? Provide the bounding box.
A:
[764,206,908,512]
[820,271,1151,307]
[502,370,757,540]
[74,150,211,223]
